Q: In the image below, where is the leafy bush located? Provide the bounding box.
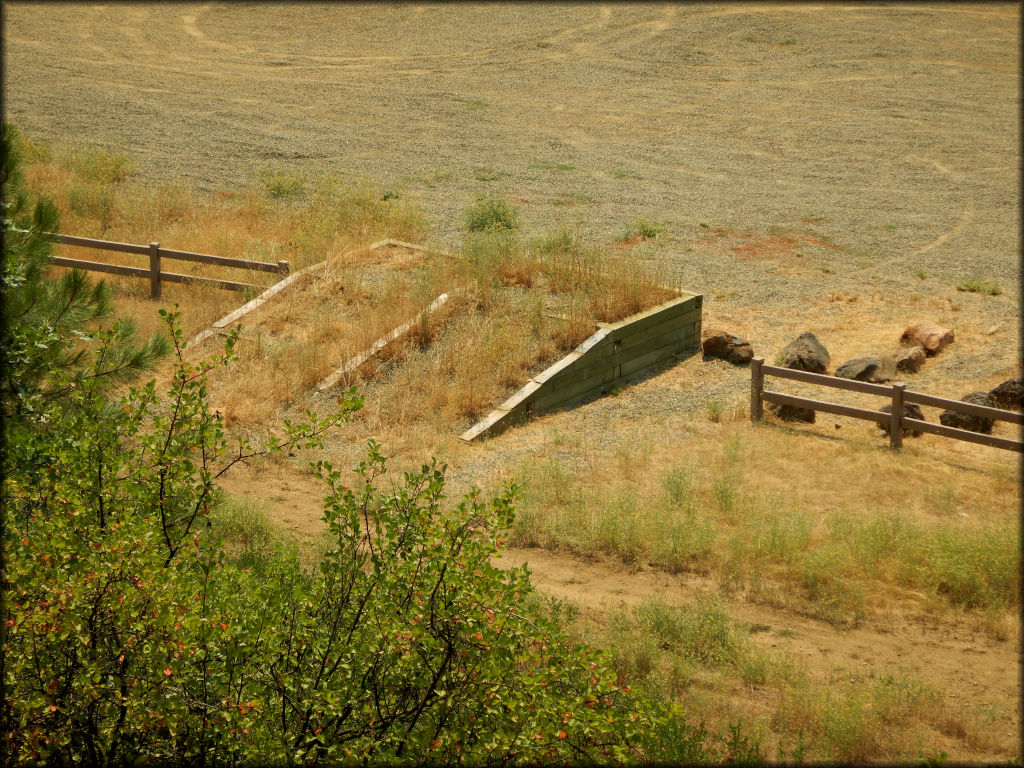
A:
[463,192,520,232]
[4,306,667,762]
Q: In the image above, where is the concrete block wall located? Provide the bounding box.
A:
[460,292,702,441]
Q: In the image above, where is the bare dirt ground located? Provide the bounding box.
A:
[5,2,1021,760]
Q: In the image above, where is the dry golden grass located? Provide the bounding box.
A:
[21,136,678,438]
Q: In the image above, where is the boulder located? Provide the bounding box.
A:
[702,329,754,364]
[988,377,1023,411]
[895,345,926,374]
[771,403,816,423]
[879,403,926,437]
[780,332,830,374]
[900,324,954,356]
[939,392,995,434]
[834,357,893,383]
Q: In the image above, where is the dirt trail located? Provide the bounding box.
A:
[218,459,1019,748]
[496,547,1018,723]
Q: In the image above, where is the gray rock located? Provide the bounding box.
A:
[780,331,830,374]
[772,403,816,423]
[939,392,995,434]
[702,329,754,364]
[879,402,926,437]
[988,377,1023,411]
[835,357,881,382]
[900,324,954,356]
[895,345,926,374]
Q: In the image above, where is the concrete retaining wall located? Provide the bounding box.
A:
[460,292,702,441]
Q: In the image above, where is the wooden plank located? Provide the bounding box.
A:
[751,358,764,421]
[318,294,449,390]
[496,380,542,412]
[50,257,150,279]
[597,296,701,337]
[52,233,151,255]
[607,307,702,349]
[159,272,257,292]
[902,390,1024,424]
[762,363,895,396]
[533,383,605,414]
[548,314,697,372]
[157,246,283,273]
[614,339,696,382]
[904,419,1023,452]
[546,324,697,393]
[460,407,510,442]
[532,350,586,385]
[761,391,891,425]
[534,368,615,412]
[211,266,314,329]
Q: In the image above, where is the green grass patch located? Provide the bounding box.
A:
[619,217,666,241]
[463,192,520,232]
[451,96,489,110]
[63,145,134,184]
[956,279,1002,296]
[260,168,305,199]
[530,160,576,172]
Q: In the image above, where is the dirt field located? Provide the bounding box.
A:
[4,2,1021,761]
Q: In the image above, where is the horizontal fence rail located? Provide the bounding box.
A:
[35,231,289,298]
[750,357,1023,453]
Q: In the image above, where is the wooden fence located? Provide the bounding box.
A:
[750,357,1023,452]
[44,232,289,298]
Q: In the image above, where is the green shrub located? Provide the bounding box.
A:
[463,192,520,232]
[260,167,305,198]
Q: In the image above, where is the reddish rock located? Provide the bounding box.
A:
[900,325,954,356]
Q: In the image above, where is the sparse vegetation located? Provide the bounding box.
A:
[9,121,1020,764]
[529,160,575,172]
[619,216,666,241]
[451,95,489,110]
[956,279,1002,296]
[463,191,520,232]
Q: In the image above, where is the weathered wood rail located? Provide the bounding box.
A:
[751,357,1024,452]
[44,232,289,298]
[462,293,702,442]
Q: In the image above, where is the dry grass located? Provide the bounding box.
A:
[16,128,1019,764]
[21,135,430,343]
[510,416,1020,634]
[19,132,676,436]
[532,591,1011,764]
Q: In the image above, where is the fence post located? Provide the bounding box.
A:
[890,383,906,450]
[277,259,290,275]
[751,357,764,421]
[148,242,161,299]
